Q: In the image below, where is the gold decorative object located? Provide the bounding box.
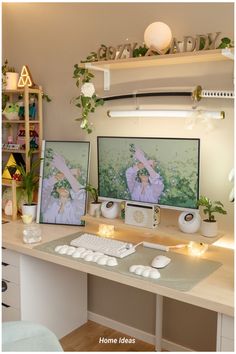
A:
[18,65,34,87]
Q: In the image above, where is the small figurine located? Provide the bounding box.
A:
[3,102,19,121]
[4,200,13,216]
[7,136,13,144]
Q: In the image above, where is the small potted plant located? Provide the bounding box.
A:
[12,157,42,221]
[2,60,19,90]
[197,195,227,237]
[84,183,101,217]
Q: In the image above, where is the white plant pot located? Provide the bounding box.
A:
[21,204,37,221]
[200,220,218,237]
[5,72,19,90]
[89,203,101,217]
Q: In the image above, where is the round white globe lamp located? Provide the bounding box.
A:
[144,22,172,51]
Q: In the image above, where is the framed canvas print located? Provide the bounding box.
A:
[37,140,90,226]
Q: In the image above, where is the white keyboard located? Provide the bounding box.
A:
[70,233,135,258]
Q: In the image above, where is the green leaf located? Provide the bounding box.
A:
[214,201,224,207]
[81,96,90,107]
[222,37,231,44]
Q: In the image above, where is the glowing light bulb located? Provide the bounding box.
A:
[98,224,115,237]
[188,241,208,256]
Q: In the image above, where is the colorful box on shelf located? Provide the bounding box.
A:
[2,143,22,150]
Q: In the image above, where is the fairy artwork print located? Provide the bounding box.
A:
[98,137,200,209]
[125,144,164,203]
[38,141,90,226]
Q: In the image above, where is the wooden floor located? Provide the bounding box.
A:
[60,320,155,352]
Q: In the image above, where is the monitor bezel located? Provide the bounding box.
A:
[97,136,200,211]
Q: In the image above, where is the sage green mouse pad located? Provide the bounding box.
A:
[34,232,222,292]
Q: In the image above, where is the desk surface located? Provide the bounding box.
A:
[2,220,234,317]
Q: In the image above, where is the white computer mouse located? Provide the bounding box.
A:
[151,255,171,269]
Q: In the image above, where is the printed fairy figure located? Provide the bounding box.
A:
[126,145,164,203]
[41,152,85,225]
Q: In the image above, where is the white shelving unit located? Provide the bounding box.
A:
[2,86,43,220]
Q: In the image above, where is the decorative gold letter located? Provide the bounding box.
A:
[195,34,209,51]
[106,46,116,60]
[208,32,221,49]
[169,38,180,54]
[97,46,107,60]
[183,36,196,52]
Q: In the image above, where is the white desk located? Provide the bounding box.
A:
[2,220,234,351]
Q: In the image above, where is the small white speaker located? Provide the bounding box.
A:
[178,211,201,234]
[101,201,120,219]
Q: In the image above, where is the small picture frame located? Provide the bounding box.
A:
[37,140,90,226]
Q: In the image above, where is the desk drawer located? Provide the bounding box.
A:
[221,337,234,352]
[2,264,20,284]
[222,315,234,340]
[2,305,20,322]
[2,249,20,267]
[2,281,20,309]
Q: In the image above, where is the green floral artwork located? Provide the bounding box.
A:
[39,141,90,226]
[98,137,199,209]
[43,146,88,187]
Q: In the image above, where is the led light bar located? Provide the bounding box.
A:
[107,109,225,119]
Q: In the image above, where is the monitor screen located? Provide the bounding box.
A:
[97,136,200,210]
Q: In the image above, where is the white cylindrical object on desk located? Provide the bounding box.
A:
[143,242,169,252]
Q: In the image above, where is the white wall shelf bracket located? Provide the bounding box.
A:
[85,63,110,91]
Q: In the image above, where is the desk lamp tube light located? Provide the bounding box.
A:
[107,109,225,119]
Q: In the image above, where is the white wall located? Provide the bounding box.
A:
[2,2,234,350]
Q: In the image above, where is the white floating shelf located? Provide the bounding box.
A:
[81,49,233,90]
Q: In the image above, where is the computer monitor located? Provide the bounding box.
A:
[97,136,200,210]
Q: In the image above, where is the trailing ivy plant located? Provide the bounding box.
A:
[133,44,148,57]
[2,59,10,111]
[72,64,104,134]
